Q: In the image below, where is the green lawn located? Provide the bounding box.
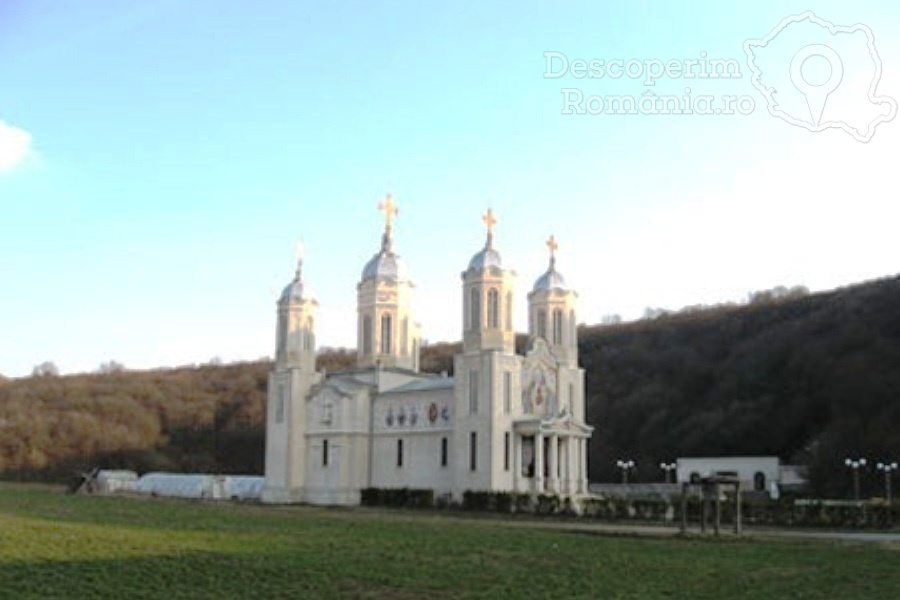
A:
[0,484,897,599]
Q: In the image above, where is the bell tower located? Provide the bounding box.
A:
[356,194,420,371]
[461,209,516,354]
[528,235,578,368]
[454,210,522,497]
[262,245,323,503]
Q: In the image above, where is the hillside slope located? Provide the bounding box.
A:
[2,276,898,495]
[583,276,900,495]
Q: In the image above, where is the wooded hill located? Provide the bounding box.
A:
[1,275,898,496]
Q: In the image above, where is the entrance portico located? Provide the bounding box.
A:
[512,417,593,496]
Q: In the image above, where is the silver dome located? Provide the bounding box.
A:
[467,246,502,271]
[467,231,503,272]
[279,260,311,304]
[361,250,409,282]
[532,258,568,292]
[279,278,306,304]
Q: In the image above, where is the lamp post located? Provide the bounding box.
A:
[616,459,635,484]
[845,458,867,501]
[876,462,898,504]
[660,462,677,484]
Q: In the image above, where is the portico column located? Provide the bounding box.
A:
[548,434,558,494]
[562,437,572,494]
[577,438,587,494]
[513,434,521,493]
[535,433,544,493]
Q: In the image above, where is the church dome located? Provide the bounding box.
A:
[467,244,502,271]
[467,209,503,272]
[532,235,569,292]
[361,248,409,282]
[532,264,568,292]
[279,256,312,304]
[279,278,306,304]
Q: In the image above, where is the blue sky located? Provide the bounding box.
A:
[1,1,898,377]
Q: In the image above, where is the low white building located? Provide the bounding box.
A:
[676,456,807,493]
[134,473,265,501]
[94,469,138,494]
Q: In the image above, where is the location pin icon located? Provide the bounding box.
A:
[790,44,843,126]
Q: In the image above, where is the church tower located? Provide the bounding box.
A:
[528,236,578,368]
[262,247,323,503]
[357,194,420,371]
[454,210,522,496]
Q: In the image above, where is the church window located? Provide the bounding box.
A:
[487,288,499,328]
[568,383,575,413]
[503,371,511,414]
[362,316,373,355]
[470,432,477,471]
[397,439,404,467]
[275,384,285,424]
[322,439,329,467]
[469,288,481,330]
[440,437,448,467]
[402,317,409,355]
[468,370,479,414]
[537,310,547,340]
[570,309,576,344]
[552,309,563,344]
[381,313,393,354]
[505,292,513,331]
[504,432,510,471]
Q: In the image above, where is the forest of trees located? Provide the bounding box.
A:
[1,276,898,496]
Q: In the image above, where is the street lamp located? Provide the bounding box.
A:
[616,459,635,484]
[876,462,898,504]
[845,458,867,501]
[660,462,677,484]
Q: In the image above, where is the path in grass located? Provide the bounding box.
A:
[0,485,898,599]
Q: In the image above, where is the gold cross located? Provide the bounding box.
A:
[482,208,497,235]
[378,193,398,230]
[546,234,558,256]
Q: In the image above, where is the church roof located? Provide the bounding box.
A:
[386,377,456,393]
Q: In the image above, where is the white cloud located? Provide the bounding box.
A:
[0,120,34,173]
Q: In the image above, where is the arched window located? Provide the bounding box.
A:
[469,288,481,331]
[552,309,563,344]
[505,292,513,331]
[537,310,547,340]
[754,471,766,491]
[362,315,373,355]
[487,288,500,328]
[381,313,393,354]
[569,309,576,344]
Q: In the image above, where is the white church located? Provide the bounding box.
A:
[262,197,593,506]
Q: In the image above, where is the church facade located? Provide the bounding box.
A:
[262,198,593,506]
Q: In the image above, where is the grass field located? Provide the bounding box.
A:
[0,484,898,599]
